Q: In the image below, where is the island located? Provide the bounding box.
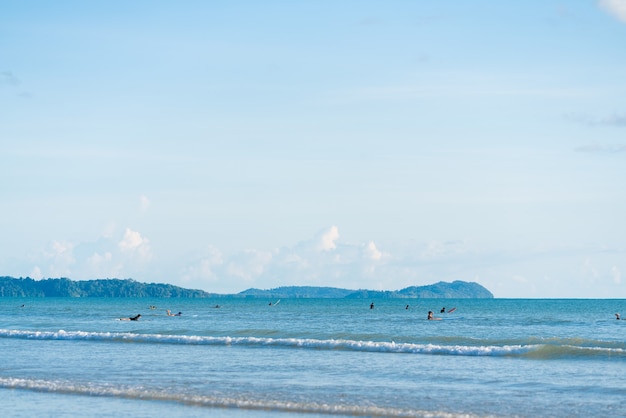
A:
[0,276,493,299]
[239,281,493,299]
[0,277,210,298]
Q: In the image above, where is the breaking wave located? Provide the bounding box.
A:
[0,376,481,418]
[0,329,624,359]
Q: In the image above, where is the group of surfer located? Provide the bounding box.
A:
[119,309,183,321]
[118,303,623,322]
[369,301,453,320]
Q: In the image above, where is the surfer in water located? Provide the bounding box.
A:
[616,313,621,320]
[120,314,141,321]
[428,311,441,321]
[370,302,375,310]
[166,310,182,316]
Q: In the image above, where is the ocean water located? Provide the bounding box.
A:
[0,297,625,417]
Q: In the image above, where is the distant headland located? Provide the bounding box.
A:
[0,276,493,299]
[238,281,493,299]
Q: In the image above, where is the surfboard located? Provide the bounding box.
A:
[447,307,457,313]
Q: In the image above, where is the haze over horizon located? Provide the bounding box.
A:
[2,1,625,298]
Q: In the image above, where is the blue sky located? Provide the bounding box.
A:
[2,1,625,297]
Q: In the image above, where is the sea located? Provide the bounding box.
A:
[0,297,624,417]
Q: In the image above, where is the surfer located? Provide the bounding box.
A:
[370,302,375,310]
[616,313,621,320]
[166,310,182,316]
[405,304,409,310]
[428,311,441,321]
[120,314,141,321]
[440,307,446,313]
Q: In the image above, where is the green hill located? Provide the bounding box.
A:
[0,277,493,298]
[239,280,493,299]
[0,277,211,298]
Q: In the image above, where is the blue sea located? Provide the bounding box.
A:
[1,297,625,417]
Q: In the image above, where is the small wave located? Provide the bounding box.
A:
[0,329,529,356]
[0,377,482,418]
[0,329,623,359]
[525,343,626,360]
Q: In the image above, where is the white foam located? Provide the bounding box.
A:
[0,328,532,357]
[0,376,485,418]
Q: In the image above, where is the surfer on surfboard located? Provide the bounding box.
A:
[119,314,141,321]
[427,311,442,320]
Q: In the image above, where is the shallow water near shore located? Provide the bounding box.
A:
[1,297,625,417]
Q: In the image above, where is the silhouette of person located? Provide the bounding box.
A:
[120,314,141,321]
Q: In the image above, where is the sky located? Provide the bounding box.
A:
[1,1,625,298]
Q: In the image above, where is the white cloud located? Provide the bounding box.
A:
[226,249,273,281]
[118,229,143,251]
[88,251,112,265]
[24,229,152,281]
[41,240,76,277]
[15,225,624,297]
[87,251,112,269]
[181,246,224,284]
[86,251,121,278]
[47,240,74,260]
[30,266,43,280]
[118,228,152,262]
[279,253,310,270]
[316,225,340,252]
[600,0,626,23]
[363,241,383,261]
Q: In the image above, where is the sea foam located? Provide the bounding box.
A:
[0,328,594,358]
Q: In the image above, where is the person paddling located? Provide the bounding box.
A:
[428,311,441,321]
[120,314,141,321]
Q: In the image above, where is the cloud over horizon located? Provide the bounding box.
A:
[9,224,623,298]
